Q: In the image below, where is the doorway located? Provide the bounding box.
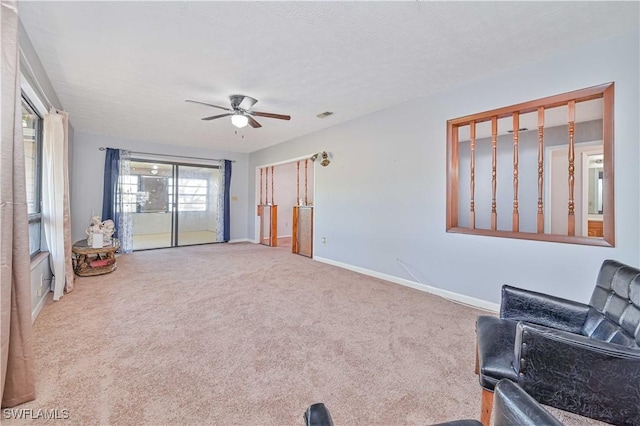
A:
[255,156,315,254]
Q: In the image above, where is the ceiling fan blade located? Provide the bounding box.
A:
[247,115,262,128]
[186,100,232,111]
[239,96,258,110]
[251,111,291,120]
[202,113,232,121]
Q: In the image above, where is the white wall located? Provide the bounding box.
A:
[30,254,52,322]
[71,132,249,243]
[248,29,640,306]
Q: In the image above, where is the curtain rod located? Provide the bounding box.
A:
[98,147,235,163]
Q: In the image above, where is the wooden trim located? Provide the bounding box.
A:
[304,159,309,205]
[470,121,476,229]
[567,100,576,236]
[537,107,544,233]
[270,165,275,205]
[602,83,615,247]
[491,116,497,231]
[292,206,313,257]
[512,112,519,232]
[447,227,613,247]
[260,168,263,205]
[446,121,459,229]
[270,205,278,247]
[448,82,611,126]
[305,207,314,258]
[259,204,278,247]
[481,388,494,426]
[446,82,615,247]
[265,167,269,205]
[292,206,299,254]
[296,161,300,203]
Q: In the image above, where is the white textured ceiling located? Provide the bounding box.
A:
[18,1,639,154]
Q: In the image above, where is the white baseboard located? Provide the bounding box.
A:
[314,256,499,313]
[32,291,48,323]
[228,238,249,243]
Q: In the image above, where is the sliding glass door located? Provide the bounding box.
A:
[176,165,219,246]
[126,160,220,250]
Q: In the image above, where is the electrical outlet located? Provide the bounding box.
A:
[321,237,327,245]
[37,288,42,297]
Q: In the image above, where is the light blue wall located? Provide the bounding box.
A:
[70,132,249,243]
[19,19,73,315]
[248,29,640,305]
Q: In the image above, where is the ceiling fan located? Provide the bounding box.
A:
[185,95,291,129]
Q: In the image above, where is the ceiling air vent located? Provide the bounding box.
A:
[316,111,334,119]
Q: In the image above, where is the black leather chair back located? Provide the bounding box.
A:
[584,259,640,347]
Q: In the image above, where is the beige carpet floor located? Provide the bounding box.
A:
[10,243,605,425]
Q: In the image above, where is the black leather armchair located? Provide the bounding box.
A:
[476,259,640,426]
[304,379,564,426]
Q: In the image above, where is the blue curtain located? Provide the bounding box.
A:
[101,148,120,238]
[223,160,232,242]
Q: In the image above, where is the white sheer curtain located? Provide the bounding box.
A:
[118,150,133,253]
[215,159,225,242]
[42,109,74,300]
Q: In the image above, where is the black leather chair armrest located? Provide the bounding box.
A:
[493,379,563,426]
[513,322,640,425]
[304,403,334,426]
[500,285,590,333]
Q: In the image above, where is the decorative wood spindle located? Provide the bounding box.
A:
[265,166,269,204]
[304,159,309,206]
[537,107,544,233]
[469,121,476,229]
[512,112,519,232]
[567,101,576,236]
[258,168,264,215]
[271,165,275,205]
[491,116,498,230]
[296,161,300,204]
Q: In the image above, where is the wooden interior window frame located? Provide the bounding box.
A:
[446,83,614,247]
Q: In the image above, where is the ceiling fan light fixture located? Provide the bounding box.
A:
[231,114,249,128]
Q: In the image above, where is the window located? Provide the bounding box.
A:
[22,96,43,257]
[169,178,209,212]
[120,175,139,213]
[125,161,212,213]
[446,83,614,246]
